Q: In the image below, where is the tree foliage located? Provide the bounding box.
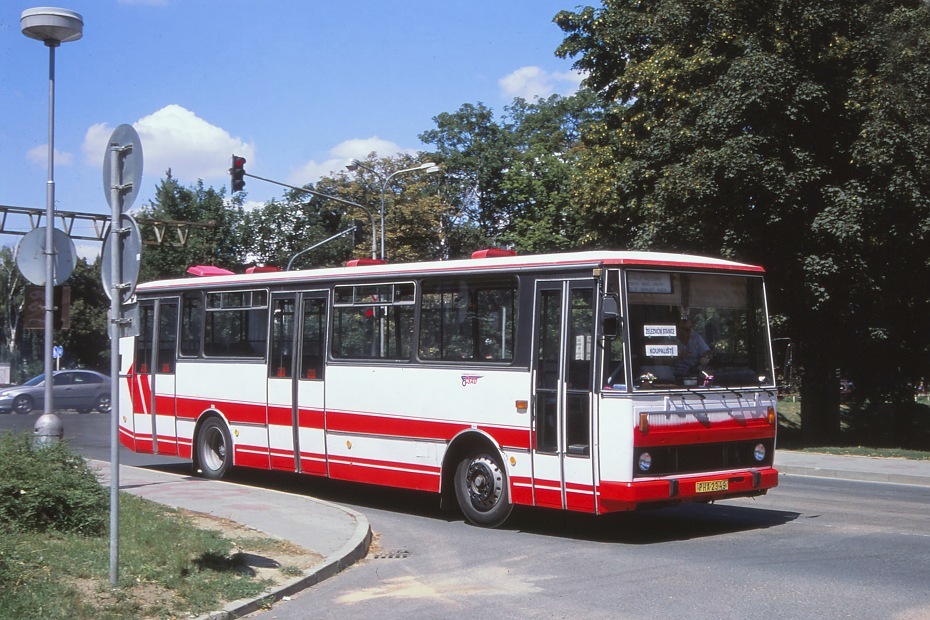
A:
[420,93,603,255]
[342,153,464,262]
[556,0,930,443]
[241,183,352,270]
[135,171,244,282]
[57,258,109,371]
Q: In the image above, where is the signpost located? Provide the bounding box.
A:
[103,124,142,586]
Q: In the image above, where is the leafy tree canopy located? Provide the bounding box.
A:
[420,92,604,254]
[135,171,244,282]
[557,0,930,442]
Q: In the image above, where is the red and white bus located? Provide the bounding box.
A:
[119,249,778,527]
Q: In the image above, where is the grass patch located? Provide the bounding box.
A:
[0,492,279,620]
[0,434,308,620]
[776,396,930,458]
[791,446,930,460]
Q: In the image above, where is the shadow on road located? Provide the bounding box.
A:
[508,502,798,544]
[139,462,797,545]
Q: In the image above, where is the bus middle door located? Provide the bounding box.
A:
[268,291,328,475]
[531,279,596,512]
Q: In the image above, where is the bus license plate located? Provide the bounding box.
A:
[696,480,728,493]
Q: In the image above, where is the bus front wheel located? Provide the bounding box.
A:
[454,452,512,528]
[197,418,232,480]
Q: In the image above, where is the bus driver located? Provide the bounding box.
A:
[674,313,711,377]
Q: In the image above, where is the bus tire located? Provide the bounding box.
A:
[197,417,232,480]
[454,451,512,528]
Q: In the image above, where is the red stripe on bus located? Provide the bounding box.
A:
[328,455,440,492]
[634,419,774,447]
[327,410,530,449]
[298,408,325,429]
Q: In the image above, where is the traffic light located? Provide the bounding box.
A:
[230,155,246,192]
[353,219,366,245]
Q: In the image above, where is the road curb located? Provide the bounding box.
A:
[196,497,372,620]
[90,461,373,620]
[779,464,930,487]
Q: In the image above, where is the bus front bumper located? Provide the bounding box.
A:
[597,466,779,513]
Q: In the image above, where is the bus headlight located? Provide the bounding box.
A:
[754,443,766,462]
[638,452,652,472]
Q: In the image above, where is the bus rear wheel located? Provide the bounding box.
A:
[454,452,512,528]
[197,417,232,480]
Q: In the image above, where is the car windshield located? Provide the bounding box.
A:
[626,270,774,390]
[22,374,45,387]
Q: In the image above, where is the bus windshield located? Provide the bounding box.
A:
[626,270,773,390]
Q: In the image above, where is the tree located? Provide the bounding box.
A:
[241,181,358,270]
[342,153,464,262]
[556,0,930,444]
[0,247,25,360]
[499,92,604,253]
[420,93,604,255]
[420,103,513,244]
[136,171,245,282]
[56,257,109,371]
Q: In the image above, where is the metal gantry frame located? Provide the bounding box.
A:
[0,204,216,246]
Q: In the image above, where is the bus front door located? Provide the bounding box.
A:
[531,280,596,512]
[268,291,328,475]
[132,299,179,455]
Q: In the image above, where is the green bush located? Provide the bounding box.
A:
[0,433,108,536]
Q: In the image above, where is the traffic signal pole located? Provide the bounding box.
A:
[227,159,377,260]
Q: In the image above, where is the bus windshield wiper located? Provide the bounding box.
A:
[680,388,706,401]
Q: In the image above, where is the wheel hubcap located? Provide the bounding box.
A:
[203,429,226,470]
[466,457,503,512]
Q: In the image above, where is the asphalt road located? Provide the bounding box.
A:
[4,413,930,619]
[244,474,930,620]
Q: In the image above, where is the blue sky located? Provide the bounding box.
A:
[1,1,583,257]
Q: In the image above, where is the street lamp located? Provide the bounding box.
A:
[21,8,83,421]
[346,160,440,261]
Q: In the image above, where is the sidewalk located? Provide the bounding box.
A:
[91,451,930,619]
[91,461,372,620]
[776,450,930,487]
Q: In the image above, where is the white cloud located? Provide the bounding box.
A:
[82,104,255,185]
[286,136,413,186]
[498,66,585,100]
[26,144,73,166]
[239,199,266,212]
[74,240,101,261]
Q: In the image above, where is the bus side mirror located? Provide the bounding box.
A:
[602,295,619,339]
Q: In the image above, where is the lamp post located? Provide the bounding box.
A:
[21,7,83,421]
[346,160,440,261]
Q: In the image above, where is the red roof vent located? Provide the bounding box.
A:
[187,265,235,277]
[471,248,517,259]
[245,266,282,274]
[345,258,387,267]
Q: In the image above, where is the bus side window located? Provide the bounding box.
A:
[180,292,202,357]
[156,302,178,374]
[270,298,295,378]
[300,298,326,380]
[136,303,155,373]
[602,273,625,389]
